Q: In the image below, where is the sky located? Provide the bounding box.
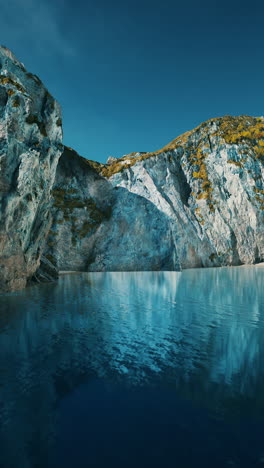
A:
[1,0,264,163]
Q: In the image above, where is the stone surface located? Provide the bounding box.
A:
[42,147,178,273]
[0,46,62,292]
[0,47,263,290]
[45,116,264,273]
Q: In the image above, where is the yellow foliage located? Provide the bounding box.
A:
[201,180,211,190]
[0,75,25,93]
[193,163,207,179]
[253,146,264,159]
[100,160,132,177]
[98,115,264,180]
[227,159,243,167]
[219,116,264,145]
[255,195,264,204]
[197,192,209,199]
[254,187,264,194]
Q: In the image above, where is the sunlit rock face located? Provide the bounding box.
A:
[102,116,264,268]
[47,116,264,272]
[0,46,62,292]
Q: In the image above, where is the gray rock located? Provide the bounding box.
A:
[0,46,62,292]
[43,147,178,272]
[30,255,59,284]
[45,116,264,273]
[106,156,117,164]
[0,47,263,290]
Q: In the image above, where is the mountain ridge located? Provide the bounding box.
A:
[96,115,264,177]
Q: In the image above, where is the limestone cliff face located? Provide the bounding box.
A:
[0,47,62,292]
[43,147,178,272]
[45,116,263,272]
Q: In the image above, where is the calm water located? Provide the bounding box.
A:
[0,268,264,468]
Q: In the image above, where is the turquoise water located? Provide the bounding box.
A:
[0,268,264,467]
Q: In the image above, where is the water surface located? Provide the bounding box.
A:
[0,267,264,467]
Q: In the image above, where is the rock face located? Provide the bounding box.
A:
[0,46,263,291]
[45,116,264,273]
[0,46,62,292]
[43,147,178,272]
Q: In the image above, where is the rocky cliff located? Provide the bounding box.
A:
[43,147,178,273]
[44,115,264,274]
[0,47,263,293]
[0,47,62,292]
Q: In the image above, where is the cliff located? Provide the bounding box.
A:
[0,46,62,292]
[0,47,263,293]
[44,116,264,274]
[42,147,178,273]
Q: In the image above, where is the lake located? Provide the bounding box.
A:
[0,267,264,467]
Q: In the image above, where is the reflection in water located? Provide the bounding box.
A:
[0,268,264,467]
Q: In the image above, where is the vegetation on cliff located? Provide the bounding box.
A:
[99,115,264,178]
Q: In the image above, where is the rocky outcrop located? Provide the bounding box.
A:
[0,46,62,292]
[45,116,264,273]
[43,147,178,272]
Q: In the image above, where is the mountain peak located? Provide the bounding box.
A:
[0,45,26,70]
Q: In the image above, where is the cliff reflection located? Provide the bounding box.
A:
[0,267,263,466]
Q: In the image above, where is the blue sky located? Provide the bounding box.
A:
[1,0,264,163]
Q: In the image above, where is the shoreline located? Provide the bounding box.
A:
[59,262,264,276]
[59,271,80,275]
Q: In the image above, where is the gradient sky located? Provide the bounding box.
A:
[1,0,264,163]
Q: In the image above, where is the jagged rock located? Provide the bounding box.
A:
[30,255,59,284]
[0,46,62,292]
[106,156,117,164]
[45,116,264,272]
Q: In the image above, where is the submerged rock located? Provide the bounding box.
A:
[0,46,62,292]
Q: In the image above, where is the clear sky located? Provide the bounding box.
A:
[1,0,264,163]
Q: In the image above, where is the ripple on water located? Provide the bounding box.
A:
[0,267,263,467]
